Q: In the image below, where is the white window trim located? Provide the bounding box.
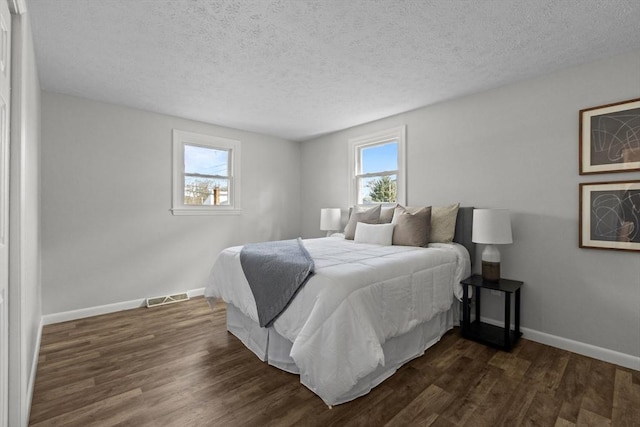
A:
[348,125,406,207]
[171,129,241,215]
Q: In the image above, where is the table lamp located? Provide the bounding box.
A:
[320,208,341,237]
[472,209,513,282]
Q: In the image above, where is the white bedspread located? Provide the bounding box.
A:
[204,236,470,405]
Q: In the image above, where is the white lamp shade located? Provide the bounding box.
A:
[320,208,342,231]
[472,209,513,244]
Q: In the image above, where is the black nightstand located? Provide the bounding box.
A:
[461,274,523,351]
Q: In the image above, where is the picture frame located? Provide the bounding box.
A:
[579,180,640,252]
[579,97,640,175]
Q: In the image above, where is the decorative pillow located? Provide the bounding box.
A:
[354,222,394,246]
[379,204,398,224]
[391,205,432,246]
[430,203,460,243]
[344,205,382,240]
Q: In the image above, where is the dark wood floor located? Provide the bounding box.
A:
[29,297,639,426]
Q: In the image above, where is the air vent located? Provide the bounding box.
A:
[146,293,189,308]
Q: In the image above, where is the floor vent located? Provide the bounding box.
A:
[146,293,189,308]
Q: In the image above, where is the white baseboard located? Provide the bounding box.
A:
[521,326,640,371]
[42,288,205,325]
[26,318,43,425]
[480,316,640,371]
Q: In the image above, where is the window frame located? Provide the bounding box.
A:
[171,129,241,215]
[348,125,406,207]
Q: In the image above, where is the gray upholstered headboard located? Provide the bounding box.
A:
[453,207,475,264]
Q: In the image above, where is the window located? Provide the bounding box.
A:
[172,130,241,215]
[348,126,406,206]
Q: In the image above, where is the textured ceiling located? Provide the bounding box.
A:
[27,0,640,141]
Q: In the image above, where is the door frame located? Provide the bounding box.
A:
[6,2,31,427]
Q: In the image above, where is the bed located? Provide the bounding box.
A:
[204,206,474,406]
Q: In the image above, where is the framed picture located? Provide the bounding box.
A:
[579,97,640,174]
[580,181,640,251]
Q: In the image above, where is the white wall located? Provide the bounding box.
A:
[41,92,301,315]
[8,10,41,427]
[301,50,640,362]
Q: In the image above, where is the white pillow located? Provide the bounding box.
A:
[354,222,394,246]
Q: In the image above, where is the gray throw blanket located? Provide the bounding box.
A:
[240,238,315,327]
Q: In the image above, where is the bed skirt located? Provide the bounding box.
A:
[225,302,458,405]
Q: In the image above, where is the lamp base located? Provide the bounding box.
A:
[481,261,500,282]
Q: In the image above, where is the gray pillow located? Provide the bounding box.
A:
[379,205,397,224]
[344,205,382,240]
[392,206,432,247]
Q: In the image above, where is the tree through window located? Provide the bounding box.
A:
[349,126,406,206]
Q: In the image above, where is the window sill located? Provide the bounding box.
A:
[171,208,242,216]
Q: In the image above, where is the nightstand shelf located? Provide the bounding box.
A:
[461,274,523,351]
